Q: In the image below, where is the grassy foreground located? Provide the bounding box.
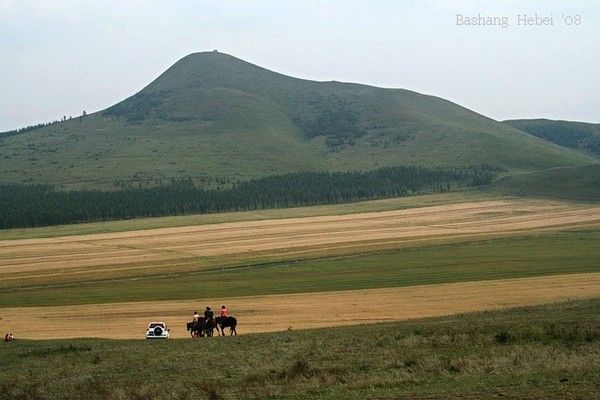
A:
[2,299,599,399]
[2,230,599,307]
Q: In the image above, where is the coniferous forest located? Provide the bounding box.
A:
[0,165,497,229]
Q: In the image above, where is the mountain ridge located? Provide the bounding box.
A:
[0,51,593,189]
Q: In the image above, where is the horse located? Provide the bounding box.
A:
[186,318,218,338]
[203,317,217,337]
[215,316,238,336]
[186,320,204,338]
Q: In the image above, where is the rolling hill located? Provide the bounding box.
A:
[491,164,600,201]
[0,51,593,190]
[495,119,600,200]
[505,119,600,158]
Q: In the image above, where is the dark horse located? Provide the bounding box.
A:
[186,318,217,338]
[215,316,238,336]
[186,321,203,337]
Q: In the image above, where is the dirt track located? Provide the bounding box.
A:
[2,199,600,285]
[1,273,598,339]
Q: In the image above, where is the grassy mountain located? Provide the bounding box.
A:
[0,51,593,189]
[505,119,600,157]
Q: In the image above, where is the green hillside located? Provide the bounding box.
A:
[505,118,600,157]
[0,52,592,189]
[491,165,600,201]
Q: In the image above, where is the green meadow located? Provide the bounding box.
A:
[2,230,598,308]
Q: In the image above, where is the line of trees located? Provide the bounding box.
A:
[0,165,498,229]
[520,123,600,156]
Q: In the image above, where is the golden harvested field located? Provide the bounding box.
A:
[2,273,599,339]
[2,199,600,287]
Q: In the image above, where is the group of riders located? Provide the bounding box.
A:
[187,305,237,337]
[193,305,227,324]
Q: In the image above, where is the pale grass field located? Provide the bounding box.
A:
[0,192,494,241]
[1,273,598,339]
[1,198,600,287]
[2,196,599,341]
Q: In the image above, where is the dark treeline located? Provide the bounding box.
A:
[530,126,600,155]
[0,165,498,229]
[511,121,600,156]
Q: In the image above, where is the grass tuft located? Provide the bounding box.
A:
[494,330,512,344]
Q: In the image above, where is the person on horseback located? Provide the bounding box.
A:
[193,311,200,323]
[220,305,228,318]
[204,306,213,323]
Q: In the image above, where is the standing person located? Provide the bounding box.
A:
[220,305,229,318]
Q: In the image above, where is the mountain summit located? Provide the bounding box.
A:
[0,51,591,189]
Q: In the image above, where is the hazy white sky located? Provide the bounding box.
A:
[1,0,598,131]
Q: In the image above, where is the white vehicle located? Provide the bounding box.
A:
[146,322,170,339]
